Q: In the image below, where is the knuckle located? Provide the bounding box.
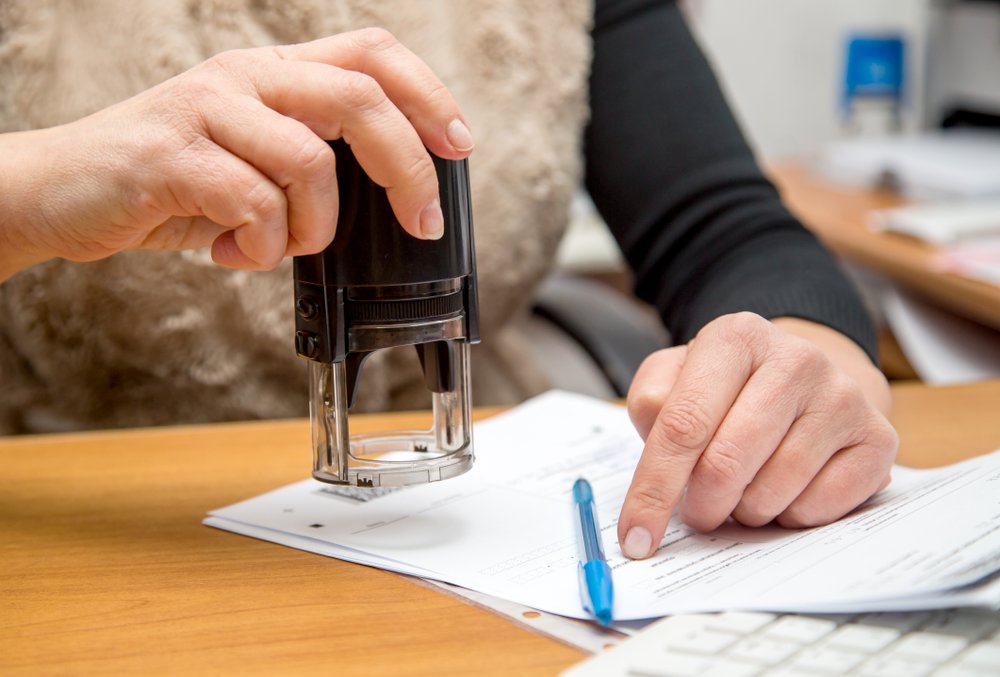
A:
[736,481,785,526]
[165,134,216,177]
[734,504,774,528]
[206,49,237,70]
[695,312,770,367]
[627,388,668,439]
[707,311,768,343]
[730,310,769,334]
[351,27,399,53]
[783,340,821,370]
[651,401,714,456]
[697,438,746,487]
[336,71,384,112]
[204,48,253,78]
[153,79,216,135]
[683,511,725,533]
[136,127,185,169]
[294,233,334,256]
[292,137,336,184]
[776,508,811,529]
[629,482,674,515]
[778,500,833,529]
[244,182,286,225]
[170,73,216,104]
[423,79,454,109]
[780,341,828,385]
[401,151,438,189]
[825,375,862,413]
[875,419,900,455]
[862,415,900,461]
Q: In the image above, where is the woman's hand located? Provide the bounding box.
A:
[0,28,474,281]
[618,312,897,559]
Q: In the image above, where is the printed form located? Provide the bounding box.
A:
[205,391,1000,621]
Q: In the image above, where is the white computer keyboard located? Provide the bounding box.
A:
[563,607,1000,676]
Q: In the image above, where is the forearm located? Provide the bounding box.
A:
[585,0,878,362]
[0,129,60,281]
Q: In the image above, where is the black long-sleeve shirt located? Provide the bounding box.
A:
[585,0,877,362]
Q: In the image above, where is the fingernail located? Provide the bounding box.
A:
[623,526,652,559]
[420,199,444,240]
[446,118,474,152]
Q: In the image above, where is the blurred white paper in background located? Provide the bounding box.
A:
[870,200,1000,244]
[882,286,1000,384]
[867,199,1000,288]
[821,130,1000,199]
[934,236,1000,287]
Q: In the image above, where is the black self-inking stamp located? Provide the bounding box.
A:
[293,140,479,487]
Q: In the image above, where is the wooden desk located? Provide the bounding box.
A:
[768,163,1000,332]
[4,382,1000,676]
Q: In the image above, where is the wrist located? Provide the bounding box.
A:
[772,317,892,415]
[0,128,60,280]
[0,116,138,281]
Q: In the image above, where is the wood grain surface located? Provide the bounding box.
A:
[3,382,999,675]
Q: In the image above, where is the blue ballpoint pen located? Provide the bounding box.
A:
[572,478,614,626]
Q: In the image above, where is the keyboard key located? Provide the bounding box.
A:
[705,611,776,635]
[857,612,932,633]
[766,668,835,677]
[702,658,764,676]
[627,651,712,676]
[825,624,902,653]
[923,610,1000,641]
[790,645,866,674]
[933,662,1000,677]
[662,628,739,654]
[764,616,838,644]
[889,632,968,663]
[806,613,858,624]
[725,636,801,665]
[560,610,1000,677]
[856,655,936,676]
[954,640,1000,669]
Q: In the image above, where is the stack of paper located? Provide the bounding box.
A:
[936,238,1000,286]
[205,392,1000,621]
[870,200,1000,245]
[868,199,1000,288]
[820,130,1000,199]
[882,286,1000,385]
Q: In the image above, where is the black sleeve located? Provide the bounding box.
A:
[584,0,878,363]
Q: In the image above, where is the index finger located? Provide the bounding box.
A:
[617,316,764,559]
[275,28,474,159]
[246,58,443,240]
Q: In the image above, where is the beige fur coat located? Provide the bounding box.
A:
[0,0,593,433]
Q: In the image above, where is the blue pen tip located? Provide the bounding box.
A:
[595,609,612,626]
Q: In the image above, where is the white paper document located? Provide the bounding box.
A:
[205,391,1000,621]
[869,200,1000,244]
[820,130,1000,199]
[882,286,1000,385]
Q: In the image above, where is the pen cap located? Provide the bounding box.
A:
[292,140,480,487]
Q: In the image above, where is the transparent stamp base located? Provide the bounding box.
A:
[308,341,474,488]
[312,431,474,487]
